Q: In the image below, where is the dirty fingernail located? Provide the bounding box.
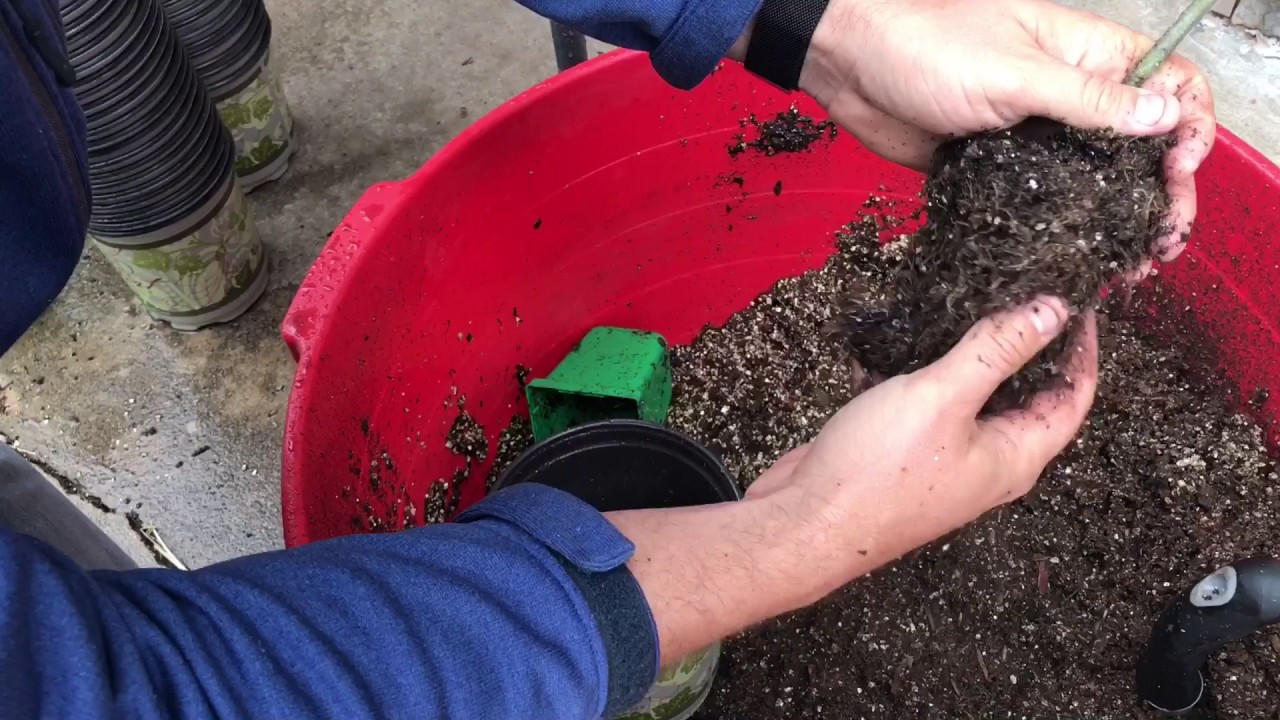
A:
[1158,234,1189,261]
[1030,300,1064,337]
[1134,93,1167,127]
[1124,258,1153,284]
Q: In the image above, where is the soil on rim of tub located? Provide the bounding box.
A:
[675,219,1280,719]
[834,128,1173,413]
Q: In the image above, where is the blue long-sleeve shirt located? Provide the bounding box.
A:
[512,0,760,89]
[3,485,659,719]
[0,0,760,717]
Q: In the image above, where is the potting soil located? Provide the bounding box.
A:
[662,219,1280,719]
[476,127,1278,715]
[486,416,534,493]
[481,214,1279,716]
[729,105,839,157]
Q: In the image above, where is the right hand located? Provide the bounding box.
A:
[795,0,1215,263]
[750,298,1098,599]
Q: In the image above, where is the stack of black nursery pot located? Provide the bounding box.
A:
[61,0,268,331]
[161,0,296,191]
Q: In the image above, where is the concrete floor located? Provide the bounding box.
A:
[1,0,1276,569]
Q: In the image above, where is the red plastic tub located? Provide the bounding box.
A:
[280,51,1280,547]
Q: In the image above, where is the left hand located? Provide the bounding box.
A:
[746,297,1099,595]
[610,299,1097,665]
[793,0,1216,264]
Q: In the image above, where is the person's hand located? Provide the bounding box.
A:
[609,299,1096,664]
[747,297,1098,597]
[795,0,1215,263]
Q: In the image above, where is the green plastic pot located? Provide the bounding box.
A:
[525,327,672,441]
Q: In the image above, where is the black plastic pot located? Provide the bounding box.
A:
[199,16,270,96]
[61,0,241,236]
[91,120,227,219]
[84,59,193,154]
[62,0,121,31]
[87,108,224,216]
[158,0,271,98]
[90,143,233,239]
[1137,557,1280,716]
[82,28,181,132]
[492,420,741,512]
[66,0,138,63]
[84,48,201,155]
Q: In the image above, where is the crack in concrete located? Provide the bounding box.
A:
[8,443,181,569]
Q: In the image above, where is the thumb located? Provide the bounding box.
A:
[975,311,1100,484]
[923,297,1071,410]
[1021,60,1180,135]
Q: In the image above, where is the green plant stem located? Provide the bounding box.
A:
[1125,0,1218,86]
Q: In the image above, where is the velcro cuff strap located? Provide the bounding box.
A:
[458,484,633,572]
[744,0,830,91]
[458,485,660,714]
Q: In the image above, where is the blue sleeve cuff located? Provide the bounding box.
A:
[458,485,660,715]
[650,0,762,90]
[458,483,634,571]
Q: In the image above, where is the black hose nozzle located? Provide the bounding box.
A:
[1137,557,1280,716]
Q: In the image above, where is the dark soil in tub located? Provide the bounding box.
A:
[479,218,1280,716]
[477,216,1280,715]
[475,125,1278,716]
[669,220,1280,719]
[486,416,534,493]
[729,105,838,158]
